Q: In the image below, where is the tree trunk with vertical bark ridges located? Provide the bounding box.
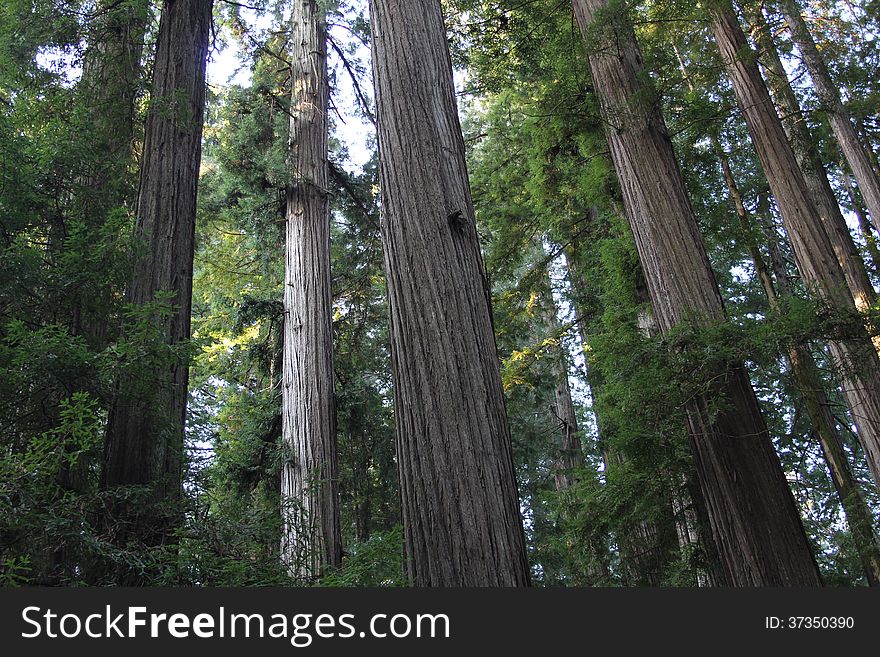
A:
[749,9,877,317]
[280,0,343,581]
[709,1,880,493]
[572,0,821,585]
[369,0,531,586]
[102,0,212,546]
[778,0,880,233]
[719,143,880,586]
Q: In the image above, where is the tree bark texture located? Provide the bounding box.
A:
[710,1,880,493]
[369,0,531,586]
[778,0,880,233]
[749,9,877,316]
[721,144,880,586]
[103,0,212,532]
[573,0,821,585]
[280,0,343,581]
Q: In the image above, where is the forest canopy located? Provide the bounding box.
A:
[1,0,880,587]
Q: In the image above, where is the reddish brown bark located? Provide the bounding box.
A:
[369,0,530,586]
[572,0,821,585]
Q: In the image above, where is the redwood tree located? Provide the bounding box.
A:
[748,9,876,317]
[777,0,880,233]
[572,0,821,585]
[708,0,880,492]
[369,0,531,586]
[280,0,343,580]
[102,0,213,544]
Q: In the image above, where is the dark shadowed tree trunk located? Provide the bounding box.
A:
[368,0,530,586]
[709,1,880,493]
[280,0,343,581]
[102,0,212,547]
[572,0,821,585]
[777,0,880,232]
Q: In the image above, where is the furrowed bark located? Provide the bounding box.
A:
[572,0,821,585]
[709,0,880,493]
[102,0,212,548]
[749,10,876,317]
[719,145,880,586]
[280,0,343,581]
[778,0,880,233]
[369,0,530,586]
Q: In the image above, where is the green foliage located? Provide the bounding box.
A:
[318,527,405,587]
[2,0,879,588]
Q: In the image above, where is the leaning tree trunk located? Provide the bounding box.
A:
[777,0,880,232]
[765,228,880,586]
[369,0,530,586]
[748,10,876,317]
[102,0,212,548]
[280,0,343,581]
[572,0,821,586]
[709,1,880,493]
[719,145,880,586]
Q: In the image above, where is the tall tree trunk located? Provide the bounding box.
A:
[102,0,212,548]
[368,0,530,586]
[567,225,723,585]
[778,0,880,232]
[709,1,880,493]
[748,10,876,316]
[572,0,821,585]
[280,0,342,581]
[534,255,584,492]
[719,146,880,586]
[535,249,611,584]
